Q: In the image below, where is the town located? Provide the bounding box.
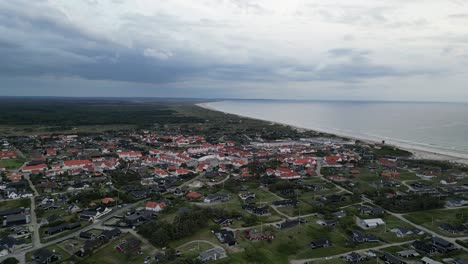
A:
[1,106,468,264]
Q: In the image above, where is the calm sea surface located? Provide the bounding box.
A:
[205,100,468,157]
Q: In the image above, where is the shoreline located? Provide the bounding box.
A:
[196,102,468,165]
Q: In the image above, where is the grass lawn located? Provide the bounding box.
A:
[0,198,31,209]
[364,214,426,243]
[0,158,26,170]
[169,228,223,249]
[405,208,468,237]
[226,220,383,263]
[177,241,214,258]
[82,233,155,264]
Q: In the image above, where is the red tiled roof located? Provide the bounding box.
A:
[63,160,91,167]
[186,192,203,199]
[145,201,167,209]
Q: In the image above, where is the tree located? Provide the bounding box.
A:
[1,257,19,264]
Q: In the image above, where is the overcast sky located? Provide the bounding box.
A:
[1,0,468,101]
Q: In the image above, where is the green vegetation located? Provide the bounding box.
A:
[406,208,468,237]
[0,198,30,209]
[79,233,155,264]
[372,146,412,158]
[0,158,25,170]
[139,207,227,247]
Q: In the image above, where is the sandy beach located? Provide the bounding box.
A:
[196,102,468,165]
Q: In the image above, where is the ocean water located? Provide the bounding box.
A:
[205,100,468,158]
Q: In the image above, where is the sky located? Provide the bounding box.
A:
[1,0,468,101]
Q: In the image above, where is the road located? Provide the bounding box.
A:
[315,163,353,195]
[0,201,143,264]
[290,240,415,264]
[290,160,468,263]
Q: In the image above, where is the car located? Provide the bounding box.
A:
[144,256,152,264]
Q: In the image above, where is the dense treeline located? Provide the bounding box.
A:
[138,207,227,247]
[0,98,204,126]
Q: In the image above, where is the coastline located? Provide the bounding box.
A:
[196,102,468,165]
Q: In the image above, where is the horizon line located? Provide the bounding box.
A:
[0,95,466,104]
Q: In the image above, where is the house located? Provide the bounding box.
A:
[62,160,91,170]
[186,191,203,200]
[381,252,406,264]
[214,229,236,246]
[412,240,436,255]
[438,223,467,234]
[129,190,148,199]
[115,237,141,254]
[46,222,81,236]
[272,199,299,207]
[68,204,81,214]
[309,238,332,249]
[98,228,122,240]
[79,207,112,222]
[101,197,115,205]
[390,227,424,238]
[203,194,231,203]
[117,151,142,161]
[396,249,419,258]
[0,150,17,159]
[0,208,23,217]
[31,248,61,264]
[453,257,468,264]
[0,236,25,253]
[213,217,233,227]
[145,201,167,212]
[359,206,385,216]
[359,218,385,229]
[334,210,347,218]
[350,230,379,243]
[3,214,30,227]
[10,226,30,238]
[79,231,96,240]
[421,257,442,264]
[198,248,227,262]
[239,192,256,200]
[343,252,366,262]
[446,197,468,207]
[242,204,269,215]
[432,236,456,252]
[21,164,48,174]
[276,218,307,229]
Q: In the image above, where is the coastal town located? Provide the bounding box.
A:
[1,111,468,264]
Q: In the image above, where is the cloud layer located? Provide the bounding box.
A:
[0,0,467,101]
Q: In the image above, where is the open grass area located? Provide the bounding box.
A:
[0,198,30,209]
[177,241,214,259]
[169,228,223,249]
[405,208,468,237]
[228,220,383,263]
[0,158,26,170]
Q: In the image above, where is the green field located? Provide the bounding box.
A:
[0,158,25,170]
[0,198,31,209]
[405,208,468,237]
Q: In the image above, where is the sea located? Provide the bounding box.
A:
[204,100,468,158]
